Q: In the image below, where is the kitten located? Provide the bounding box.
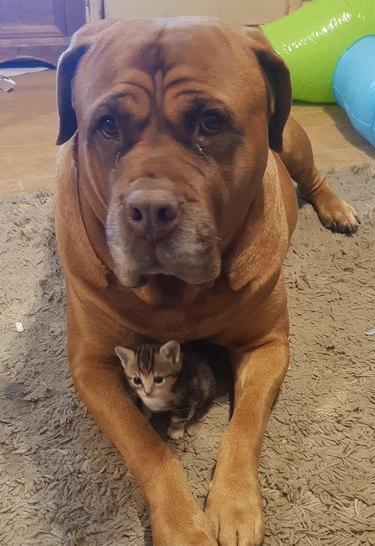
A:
[115,341,216,439]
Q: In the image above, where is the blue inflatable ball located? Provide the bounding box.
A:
[333,35,375,148]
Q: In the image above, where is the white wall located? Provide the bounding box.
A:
[103,0,301,25]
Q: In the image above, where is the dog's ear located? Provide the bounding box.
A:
[56,44,89,145]
[243,28,291,153]
[56,19,117,145]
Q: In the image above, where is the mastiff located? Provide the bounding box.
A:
[55,17,359,546]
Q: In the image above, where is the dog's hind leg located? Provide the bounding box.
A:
[280,115,360,234]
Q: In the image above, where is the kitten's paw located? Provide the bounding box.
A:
[167,426,185,440]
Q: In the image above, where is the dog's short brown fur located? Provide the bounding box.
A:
[55,17,359,546]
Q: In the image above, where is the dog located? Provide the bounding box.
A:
[54,17,359,546]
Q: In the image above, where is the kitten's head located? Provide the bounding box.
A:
[115,341,182,399]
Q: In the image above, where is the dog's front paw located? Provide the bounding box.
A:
[205,479,264,546]
[312,191,360,235]
[151,499,217,546]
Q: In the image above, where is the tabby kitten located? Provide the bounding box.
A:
[115,341,216,439]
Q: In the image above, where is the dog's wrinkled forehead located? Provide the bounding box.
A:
[73,18,259,107]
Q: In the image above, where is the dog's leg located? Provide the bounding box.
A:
[205,339,289,546]
[66,295,216,546]
[281,116,360,234]
[71,354,217,545]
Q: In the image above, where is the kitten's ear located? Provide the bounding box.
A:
[159,341,181,371]
[115,346,135,370]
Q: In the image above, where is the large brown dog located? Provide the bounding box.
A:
[55,17,359,546]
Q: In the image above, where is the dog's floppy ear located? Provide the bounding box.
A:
[243,28,291,153]
[56,43,89,145]
[56,19,117,145]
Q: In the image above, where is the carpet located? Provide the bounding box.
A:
[1,165,374,546]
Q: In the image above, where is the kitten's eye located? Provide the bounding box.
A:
[200,110,223,135]
[98,115,119,139]
[133,377,142,386]
[154,376,164,384]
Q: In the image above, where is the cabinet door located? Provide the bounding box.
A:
[0,0,86,66]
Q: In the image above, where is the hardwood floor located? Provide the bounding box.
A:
[1,70,374,196]
[0,71,57,196]
[292,103,375,169]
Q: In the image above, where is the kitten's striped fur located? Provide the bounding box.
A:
[115,341,216,439]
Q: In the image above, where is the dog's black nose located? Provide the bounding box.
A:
[124,185,181,241]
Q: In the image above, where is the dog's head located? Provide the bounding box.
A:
[57,18,291,303]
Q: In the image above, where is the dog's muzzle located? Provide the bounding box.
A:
[107,176,221,289]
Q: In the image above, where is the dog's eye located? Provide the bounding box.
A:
[98,115,119,139]
[200,110,223,135]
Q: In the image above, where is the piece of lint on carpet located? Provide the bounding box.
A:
[15,322,24,332]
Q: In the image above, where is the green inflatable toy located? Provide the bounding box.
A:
[261,0,375,103]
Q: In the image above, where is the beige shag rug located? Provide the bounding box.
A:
[1,165,374,546]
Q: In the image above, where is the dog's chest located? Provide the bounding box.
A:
[108,280,247,342]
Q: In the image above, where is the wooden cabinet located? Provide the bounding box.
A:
[0,0,86,66]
